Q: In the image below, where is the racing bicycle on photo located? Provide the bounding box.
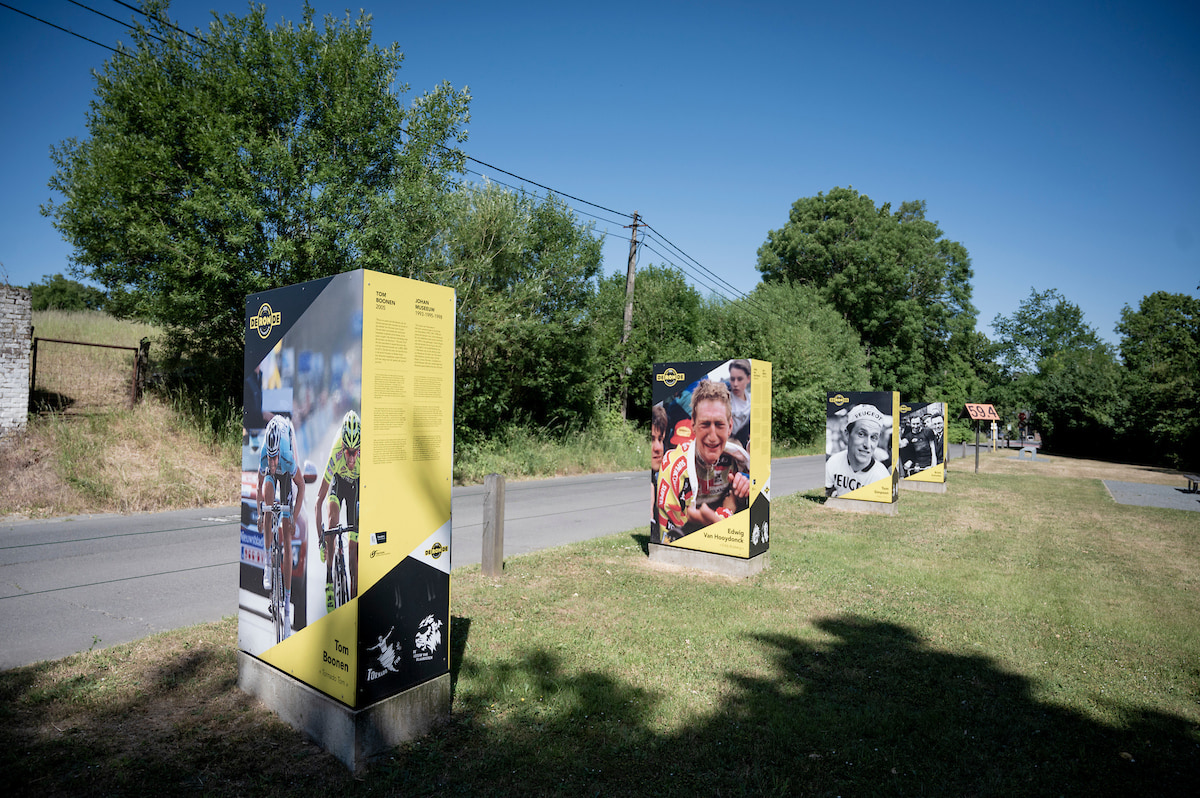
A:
[268,501,287,644]
[325,524,354,611]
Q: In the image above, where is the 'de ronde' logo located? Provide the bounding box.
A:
[425,542,449,560]
[657,368,686,388]
[249,302,282,339]
[829,393,850,407]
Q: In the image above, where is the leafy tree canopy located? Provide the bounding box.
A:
[991,288,1102,375]
[592,263,705,424]
[991,288,1124,456]
[696,281,871,445]
[756,187,976,397]
[42,0,469,404]
[436,182,603,439]
[1116,291,1200,468]
[29,273,107,312]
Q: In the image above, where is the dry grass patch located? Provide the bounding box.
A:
[0,397,238,518]
[978,447,1187,485]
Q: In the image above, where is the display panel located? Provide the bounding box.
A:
[240,270,454,708]
[899,401,947,483]
[651,359,771,559]
[825,391,900,503]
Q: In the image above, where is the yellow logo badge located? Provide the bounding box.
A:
[657,368,686,387]
[249,303,282,339]
[829,393,850,407]
[425,542,450,560]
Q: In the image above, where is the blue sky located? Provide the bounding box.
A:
[2,0,1197,345]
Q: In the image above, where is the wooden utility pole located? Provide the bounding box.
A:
[621,211,641,345]
[620,212,641,418]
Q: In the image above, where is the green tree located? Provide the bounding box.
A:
[29,274,107,311]
[696,281,871,445]
[991,288,1102,374]
[991,288,1125,455]
[42,1,469,405]
[756,187,977,397]
[434,183,603,439]
[592,264,705,424]
[1116,292,1200,469]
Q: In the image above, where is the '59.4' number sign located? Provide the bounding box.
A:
[964,403,1000,421]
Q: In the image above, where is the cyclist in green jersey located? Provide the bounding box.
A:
[314,410,361,614]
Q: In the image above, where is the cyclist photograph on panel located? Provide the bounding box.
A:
[652,360,752,544]
[239,273,364,656]
[314,410,361,615]
[259,413,305,642]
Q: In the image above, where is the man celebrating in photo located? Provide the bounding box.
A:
[656,380,751,542]
[826,403,891,497]
[900,411,938,476]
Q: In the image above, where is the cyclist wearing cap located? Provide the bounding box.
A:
[314,410,361,613]
[258,414,305,638]
[826,403,891,497]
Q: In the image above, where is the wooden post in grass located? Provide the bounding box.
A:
[482,473,505,577]
[974,423,981,473]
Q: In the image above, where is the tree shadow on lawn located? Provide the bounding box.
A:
[428,614,1198,797]
[4,617,1196,796]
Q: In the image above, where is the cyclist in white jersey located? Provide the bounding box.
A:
[258,414,305,638]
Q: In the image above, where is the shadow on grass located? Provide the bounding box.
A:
[629,532,650,555]
[3,617,1197,797]
[412,615,1198,797]
[797,490,828,505]
[449,615,470,700]
[29,388,75,413]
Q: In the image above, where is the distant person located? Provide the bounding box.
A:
[826,404,891,497]
[656,380,750,542]
[728,359,751,447]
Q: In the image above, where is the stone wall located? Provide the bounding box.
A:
[1,285,33,437]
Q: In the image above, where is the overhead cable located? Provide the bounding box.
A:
[10,4,760,307]
[1,1,121,53]
[69,0,198,55]
[463,153,635,222]
[107,0,206,43]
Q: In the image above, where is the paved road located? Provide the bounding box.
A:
[1,456,828,670]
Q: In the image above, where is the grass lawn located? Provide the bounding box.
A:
[3,454,1198,796]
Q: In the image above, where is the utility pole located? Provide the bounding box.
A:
[620,212,641,419]
[621,211,641,344]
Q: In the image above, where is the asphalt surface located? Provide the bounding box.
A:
[1103,480,1200,512]
[1,455,828,670]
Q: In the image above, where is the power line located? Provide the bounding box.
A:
[642,224,751,305]
[107,0,206,44]
[68,0,140,34]
[463,153,634,222]
[641,225,778,320]
[1,1,121,53]
[462,167,630,234]
[7,3,761,308]
[68,0,198,56]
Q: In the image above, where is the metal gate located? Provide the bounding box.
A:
[30,336,150,412]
